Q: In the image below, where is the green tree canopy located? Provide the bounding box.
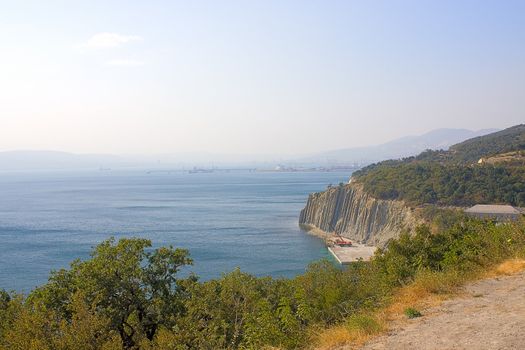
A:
[29,237,194,349]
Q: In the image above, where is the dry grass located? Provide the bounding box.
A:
[490,258,525,276]
[312,258,525,350]
[382,270,462,323]
[484,151,525,165]
[383,286,442,321]
[383,259,525,323]
[313,325,357,350]
[311,278,451,350]
[312,315,385,350]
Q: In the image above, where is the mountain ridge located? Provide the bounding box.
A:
[0,127,501,170]
[300,128,498,164]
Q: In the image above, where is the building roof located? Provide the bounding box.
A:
[465,204,522,215]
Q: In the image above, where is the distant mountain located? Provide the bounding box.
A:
[301,128,498,165]
[0,151,122,171]
[0,127,504,171]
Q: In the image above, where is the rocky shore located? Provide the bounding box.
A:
[299,183,417,247]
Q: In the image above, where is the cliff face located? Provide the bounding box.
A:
[299,183,415,247]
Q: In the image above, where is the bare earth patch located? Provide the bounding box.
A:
[359,271,525,350]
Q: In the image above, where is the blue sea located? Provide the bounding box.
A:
[0,170,350,292]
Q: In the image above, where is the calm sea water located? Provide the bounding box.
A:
[0,170,350,292]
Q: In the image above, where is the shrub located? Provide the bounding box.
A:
[404,307,422,319]
[345,314,383,335]
[1,217,524,349]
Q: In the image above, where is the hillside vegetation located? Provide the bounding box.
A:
[353,124,525,207]
[450,124,525,162]
[1,216,525,349]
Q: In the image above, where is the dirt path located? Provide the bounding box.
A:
[360,271,525,350]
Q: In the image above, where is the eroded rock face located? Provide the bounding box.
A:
[299,183,415,247]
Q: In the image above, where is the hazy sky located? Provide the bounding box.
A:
[1,1,524,155]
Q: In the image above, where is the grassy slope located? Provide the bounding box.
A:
[450,124,525,162]
[312,258,525,350]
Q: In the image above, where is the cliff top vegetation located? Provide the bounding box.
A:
[352,124,525,207]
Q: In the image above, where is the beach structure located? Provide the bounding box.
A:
[327,236,353,247]
[464,204,523,221]
[327,243,377,265]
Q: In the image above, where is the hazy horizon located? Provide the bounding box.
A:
[1,1,524,155]
[0,126,506,171]
[0,126,499,157]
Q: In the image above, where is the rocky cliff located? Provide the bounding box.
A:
[299,183,416,247]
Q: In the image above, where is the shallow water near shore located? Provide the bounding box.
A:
[0,169,350,292]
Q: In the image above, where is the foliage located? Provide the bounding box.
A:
[353,161,525,206]
[404,307,422,319]
[1,218,524,349]
[418,207,467,232]
[352,125,525,207]
[450,124,525,162]
[27,238,194,349]
[344,314,383,335]
[0,289,9,310]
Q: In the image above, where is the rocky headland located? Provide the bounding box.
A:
[299,182,417,247]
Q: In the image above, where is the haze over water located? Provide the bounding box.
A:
[0,170,349,292]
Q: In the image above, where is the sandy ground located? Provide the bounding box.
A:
[359,271,525,350]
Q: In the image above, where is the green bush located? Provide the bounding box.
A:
[345,314,383,335]
[1,218,524,349]
[0,289,9,310]
[404,307,422,319]
[354,161,525,207]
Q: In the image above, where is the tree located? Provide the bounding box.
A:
[0,289,9,310]
[1,294,120,350]
[30,238,194,349]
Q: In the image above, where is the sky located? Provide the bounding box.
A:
[0,0,524,156]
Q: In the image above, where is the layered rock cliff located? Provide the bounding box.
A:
[299,183,416,247]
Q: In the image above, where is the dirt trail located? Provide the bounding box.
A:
[360,271,525,350]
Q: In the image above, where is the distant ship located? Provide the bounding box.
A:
[188,167,214,174]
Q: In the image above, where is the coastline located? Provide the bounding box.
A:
[300,223,378,263]
[299,223,335,242]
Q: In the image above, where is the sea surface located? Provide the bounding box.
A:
[0,169,350,292]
